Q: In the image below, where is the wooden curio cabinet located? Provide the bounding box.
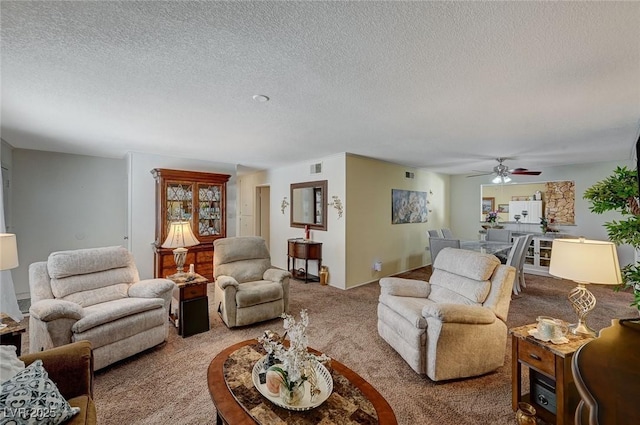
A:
[152,168,230,281]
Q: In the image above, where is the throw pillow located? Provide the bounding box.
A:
[0,360,80,425]
[0,346,25,383]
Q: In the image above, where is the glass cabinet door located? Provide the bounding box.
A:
[197,183,222,238]
[165,182,193,235]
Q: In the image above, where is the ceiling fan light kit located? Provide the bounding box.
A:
[492,175,512,184]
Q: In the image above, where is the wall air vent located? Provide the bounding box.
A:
[405,171,415,179]
[310,163,322,174]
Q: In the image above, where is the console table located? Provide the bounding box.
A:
[287,238,322,283]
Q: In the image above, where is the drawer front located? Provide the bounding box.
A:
[294,243,309,258]
[518,340,555,376]
[181,283,207,300]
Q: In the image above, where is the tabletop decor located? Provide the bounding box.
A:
[483,211,503,229]
[257,309,331,408]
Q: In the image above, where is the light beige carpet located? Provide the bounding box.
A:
[17,268,637,425]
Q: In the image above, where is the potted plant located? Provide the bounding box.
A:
[583,166,640,310]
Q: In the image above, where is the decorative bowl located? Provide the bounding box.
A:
[252,355,333,411]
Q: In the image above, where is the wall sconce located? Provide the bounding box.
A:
[281,197,289,215]
[328,195,343,219]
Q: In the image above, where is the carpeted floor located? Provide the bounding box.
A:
[17,268,637,425]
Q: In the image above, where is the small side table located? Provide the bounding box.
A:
[0,313,26,355]
[510,323,594,425]
[167,273,210,337]
[287,238,322,283]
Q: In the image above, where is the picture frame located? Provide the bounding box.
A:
[498,203,509,213]
[482,197,495,214]
[392,189,428,224]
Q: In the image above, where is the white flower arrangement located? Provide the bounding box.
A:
[258,309,330,399]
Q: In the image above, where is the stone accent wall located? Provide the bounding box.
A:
[544,181,575,224]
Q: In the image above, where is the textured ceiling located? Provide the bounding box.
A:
[1,1,639,174]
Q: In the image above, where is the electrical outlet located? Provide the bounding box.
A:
[373,261,382,272]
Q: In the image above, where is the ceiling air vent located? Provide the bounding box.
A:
[405,171,415,179]
[310,163,322,174]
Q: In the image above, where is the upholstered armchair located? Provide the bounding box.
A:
[377,247,515,381]
[29,246,176,370]
[19,341,96,425]
[213,236,291,328]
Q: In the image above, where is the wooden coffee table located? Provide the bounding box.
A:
[207,339,397,425]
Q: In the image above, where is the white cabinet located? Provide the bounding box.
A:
[523,236,554,276]
[509,200,543,223]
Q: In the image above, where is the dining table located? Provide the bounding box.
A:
[460,240,513,256]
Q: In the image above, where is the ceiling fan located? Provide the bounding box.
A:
[467,158,542,184]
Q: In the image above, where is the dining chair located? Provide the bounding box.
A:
[486,228,512,242]
[506,235,529,295]
[427,229,442,238]
[429,238,460,263]
[441,228,454,239]
[515,234,534,291]
[505,235,527,295]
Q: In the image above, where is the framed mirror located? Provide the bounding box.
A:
[290,180,328,231]
[481,181,575,225]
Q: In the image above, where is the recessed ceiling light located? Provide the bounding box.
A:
[252,94,270,102]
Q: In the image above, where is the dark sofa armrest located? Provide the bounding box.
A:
[20,340,94,400]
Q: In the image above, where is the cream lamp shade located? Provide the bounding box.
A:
[549,238,622,284]
[549,237,622,336]
[162,221,200,276]
[162,221,200,249]
[0,233,19,271]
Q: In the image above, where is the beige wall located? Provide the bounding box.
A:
[241,153,450,289]
[345,155,450,288]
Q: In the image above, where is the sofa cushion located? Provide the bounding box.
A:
[49,247,139,307]
[72,298,165,334]
[72,308,166,350]
[214,236,270,264]
[235,281,283,308]
[429,269,492,304]
[216,259,271,284]
[0,360,80,425]
[433,248,499,281]
[378,295,431,329]
[379,277,430,298]
[47,246,134,279]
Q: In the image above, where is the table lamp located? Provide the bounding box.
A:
[549,238,622,337]
[0,233,19,271]
[161,221,200,277]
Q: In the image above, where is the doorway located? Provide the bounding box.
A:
[256,186,270,247]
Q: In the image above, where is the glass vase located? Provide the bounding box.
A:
[280,382,305,405]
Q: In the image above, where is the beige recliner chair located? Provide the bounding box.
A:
[214,236,291,328]
[29,246,176,370]
[377,247,515,381]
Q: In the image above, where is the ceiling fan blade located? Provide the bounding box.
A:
[466,171,493,178]
[511,168,542,175]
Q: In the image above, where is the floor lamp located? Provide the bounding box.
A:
[162,221,200,278]
[549,238,622,337]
